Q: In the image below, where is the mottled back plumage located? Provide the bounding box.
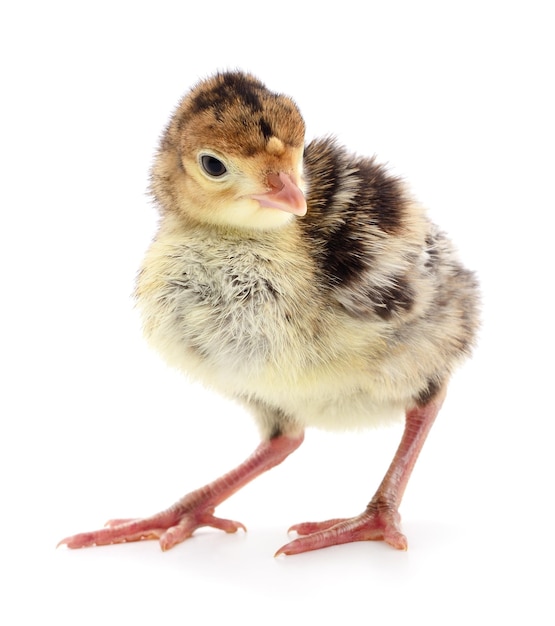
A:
[301,137,479,401]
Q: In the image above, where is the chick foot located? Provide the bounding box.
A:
[58,433,304,551]
[58,507,246,551]
[276,503,406,556]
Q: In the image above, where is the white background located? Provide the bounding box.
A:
[1,1,554,624]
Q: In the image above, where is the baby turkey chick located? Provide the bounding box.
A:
[59,71,479,556]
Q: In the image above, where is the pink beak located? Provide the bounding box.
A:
[251,172,307,216]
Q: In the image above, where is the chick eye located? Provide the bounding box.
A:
[200,154,227,177]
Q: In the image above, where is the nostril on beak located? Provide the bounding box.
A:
[267,172,285,191]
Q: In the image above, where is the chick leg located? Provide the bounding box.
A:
[58,433,303,551]
[276,391,445,556]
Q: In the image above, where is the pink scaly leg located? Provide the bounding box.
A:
[58,433,304,551]
[276,391,445,556]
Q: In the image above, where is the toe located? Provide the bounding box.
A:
[288,518,347,535]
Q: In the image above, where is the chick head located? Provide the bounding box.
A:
[151,71,307,230]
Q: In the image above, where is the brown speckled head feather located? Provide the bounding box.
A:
[166,71,305,158]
